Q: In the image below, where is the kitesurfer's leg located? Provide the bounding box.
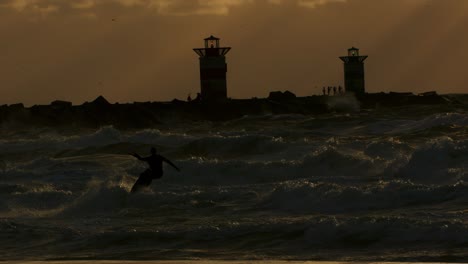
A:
[130,170,153,193]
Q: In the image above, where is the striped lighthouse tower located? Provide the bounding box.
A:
[339,47,368,95]
[193,35,231,102]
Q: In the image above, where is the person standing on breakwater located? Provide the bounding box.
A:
[130,147,180,193]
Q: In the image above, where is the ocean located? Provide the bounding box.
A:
[0,101,467,262]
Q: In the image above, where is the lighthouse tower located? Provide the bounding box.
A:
[339,47,368,95]
[193,35,231,102]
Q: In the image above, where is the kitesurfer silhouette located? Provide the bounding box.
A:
[130,147,180,193]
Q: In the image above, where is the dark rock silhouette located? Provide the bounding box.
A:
[9,103,24,110]
[268,91,297,102]
[91,95,111,106]
[51,100,72,109]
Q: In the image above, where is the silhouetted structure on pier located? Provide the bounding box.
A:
[340,47,368,95]
[193,36,231,102]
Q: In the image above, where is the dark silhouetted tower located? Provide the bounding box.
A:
[193,36,231,102]
[339,47,368,95]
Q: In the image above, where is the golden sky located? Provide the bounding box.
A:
[0,0,467,105]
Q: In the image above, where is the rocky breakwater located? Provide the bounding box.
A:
[0,91,461,130]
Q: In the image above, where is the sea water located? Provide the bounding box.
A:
[0,103,467,261]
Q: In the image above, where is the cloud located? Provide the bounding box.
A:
[0,0,48,14]
[298,0,347,8]
[269,0,347,8]
[3,0,36,11]
[71,0,96,9]
[1,0,59,16]
[1,0,347,17]
[118,0,254,16]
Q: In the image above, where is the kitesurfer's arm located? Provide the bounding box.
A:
[163,157,180,172]
[131,153,146,161]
